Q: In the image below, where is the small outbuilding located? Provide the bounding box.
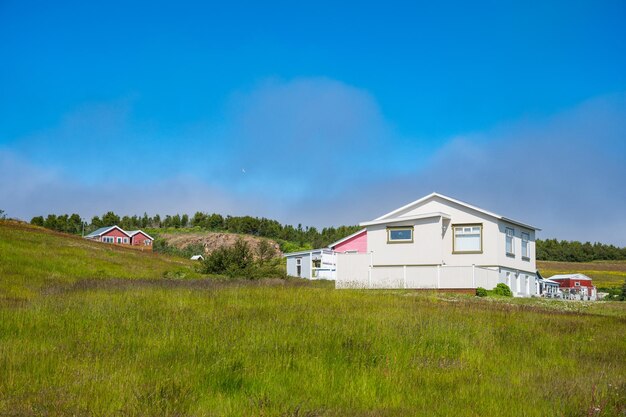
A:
[548,273,597,300]
[190,255,204,261]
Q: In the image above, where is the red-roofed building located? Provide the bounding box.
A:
[548,273,597,300]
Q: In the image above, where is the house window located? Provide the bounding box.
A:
[103,236,113,243]
[505,228,515,256]
[116,237,122,244]
[123,237,129,244]
[574,282,580,287]
[521,232,529,259]
[144,239,151,246]
[387,227,413,243]
[296,258,302,277]
[453,224,482,253]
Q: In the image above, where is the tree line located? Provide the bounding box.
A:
[28,212,626,261]
[536,239,626,262]
[30,211,362,249]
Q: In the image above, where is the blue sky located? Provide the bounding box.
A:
[1,1,625,244]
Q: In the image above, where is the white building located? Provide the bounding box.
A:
[285,249,336,280]
[335,192,541,297]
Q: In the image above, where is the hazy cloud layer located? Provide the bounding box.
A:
[1,80,625,245]
[288,93,626,245]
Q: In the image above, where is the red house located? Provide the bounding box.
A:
[127,230,155,247]
[85,225,153,250]
[548,273,597,300]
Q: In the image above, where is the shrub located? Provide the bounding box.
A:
[200,238,284,279]
[476,287,488,297]
[493,283,513,297]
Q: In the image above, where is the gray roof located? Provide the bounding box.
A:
[85,226,115,238]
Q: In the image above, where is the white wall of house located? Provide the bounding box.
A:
[286,253,311,278]
[367,217,442,266]
[336,193,539,296]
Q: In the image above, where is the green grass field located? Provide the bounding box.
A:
[1,221,625,416]
[0,221,200,302]
[538,260,626,289]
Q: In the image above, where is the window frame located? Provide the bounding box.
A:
[521,232,530,260]
[452,223,483,254]
[505,227,515,257]
[386,226,414,244]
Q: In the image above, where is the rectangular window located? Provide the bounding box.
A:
[387,227,413,243]
[505,227,515,256]
[453,224,482,253]
[521,232,529,259]
[116,237,122,244]
[295,258,302,277]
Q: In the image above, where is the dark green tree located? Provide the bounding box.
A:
[30,216,44,226]
[101,211,120,227]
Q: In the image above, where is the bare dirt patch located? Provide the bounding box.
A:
[159,232,283,258]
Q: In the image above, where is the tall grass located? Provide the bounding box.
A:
[1,221,625,416]
[0,221,199,301]
[1,284,624,416]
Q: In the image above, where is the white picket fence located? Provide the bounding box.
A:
[335,253,500,290]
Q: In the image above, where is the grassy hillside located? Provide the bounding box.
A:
[538,260,626,289]
[1,222,625,416]
[0,221,199,302]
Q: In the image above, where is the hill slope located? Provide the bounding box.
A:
[0,220,198,302]
[538,260,626,288]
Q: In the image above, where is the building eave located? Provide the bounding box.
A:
[360,212,451,227]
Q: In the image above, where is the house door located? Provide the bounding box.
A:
[296,258,302,277]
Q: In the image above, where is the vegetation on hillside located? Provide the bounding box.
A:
[538,260,626,290]
[30,211,362,253]
[537,238,626,261]
[29,211,626,262]
[0,221,199,302]
[199,239,284,279]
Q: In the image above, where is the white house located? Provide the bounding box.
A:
[284,192,541,296]
[285,249,336,279]
[284,229,368,279]
[333,192,541,297]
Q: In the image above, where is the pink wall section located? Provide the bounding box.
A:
[131,232,152,246]
[102,228,128,239]
[332,230,367,253]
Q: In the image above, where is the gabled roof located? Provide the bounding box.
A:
[369,192,540,231]
[84,225,131,238]
[548,273,592,281]
[328,228,367,249]
[127,230,155,240]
